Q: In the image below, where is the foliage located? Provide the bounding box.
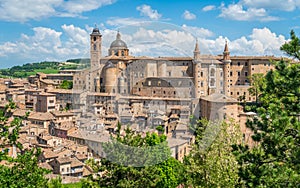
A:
[233,30,300,187]
[155,125,164,132]
[85,126,185,187]
[280,30,300,60]
[0,100,50,187]
[248,73,266,104]
[0,59,90,78]
[184,119,242,187]
[48,176,63,188]
[59,80,73,89]
[66,58,90,64]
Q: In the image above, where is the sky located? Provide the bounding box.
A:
[0,0,300,68]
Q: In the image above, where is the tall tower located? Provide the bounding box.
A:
[90,26,102,71]
[222,40,231,96]
[193,39,202,98]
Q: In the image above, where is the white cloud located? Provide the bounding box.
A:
[0,25,287,68]
[182,24,214,38]
[202,5,216,12]
[182,10,196,20]
[0,0,115,22]
[106,17,147,27]
[62,0,115,14]
[219,3,279,21]
[0,25,90,64]
[241,0,300,11]
[61,24,89,47]
[220,27,286,55]
[0,42,18,57]
[136,4,162,20]
[101,26,285,58]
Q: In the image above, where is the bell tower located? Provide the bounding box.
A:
[90,26,102,71]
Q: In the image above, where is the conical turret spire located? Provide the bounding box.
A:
[223,39,230,61]
[194,39,201,61]
[194,39,200,52]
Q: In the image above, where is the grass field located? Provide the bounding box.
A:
[64,182,82,188]
[34,69,59,74]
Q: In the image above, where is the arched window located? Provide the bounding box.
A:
[93,44,96,51]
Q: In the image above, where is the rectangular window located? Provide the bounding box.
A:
[230,71,233,76]
[245,72,248,77]
[238,71,241,76]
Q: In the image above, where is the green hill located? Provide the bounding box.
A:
[0,59,90,78]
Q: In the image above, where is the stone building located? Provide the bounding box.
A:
[70,26,286,155]
[73,27,280,126]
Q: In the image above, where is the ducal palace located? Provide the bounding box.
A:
[70,26,280,140]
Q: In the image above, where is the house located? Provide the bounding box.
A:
[49,156,84,177]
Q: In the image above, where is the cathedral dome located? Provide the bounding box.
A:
[110,32,127,49]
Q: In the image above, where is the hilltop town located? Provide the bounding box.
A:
[0,26,290,184]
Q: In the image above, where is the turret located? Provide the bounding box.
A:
[193,39,202,98]
[222,40,231,96]
[193,39,201,61]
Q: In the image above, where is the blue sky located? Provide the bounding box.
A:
[0,0,300,68]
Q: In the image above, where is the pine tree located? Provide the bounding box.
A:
[233,30,300,187]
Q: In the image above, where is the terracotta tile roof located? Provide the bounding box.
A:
[75,154,88,161]
[167,138,188,148]
[69,130,111,143]
[51,111,73,117]
[12,109,30,117]
[37,92,56,96]
[83,166,93,177]
[42,149,58,159]
[56,156,72,164]
[55,148,73,158]
[40,79,57,85]
[70,157,84,167]
[38,162,53,170]
[28,112,54,121]
[201,93,238,103]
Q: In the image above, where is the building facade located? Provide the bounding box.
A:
[72,27,281,132]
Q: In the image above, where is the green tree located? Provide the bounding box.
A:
[0,100,50,187]
[85,126,184,188]
[184,119,242,187]
[280,30,300,60]
[248,73,266,104]
[233,30,300,187]
[59,80,73,89]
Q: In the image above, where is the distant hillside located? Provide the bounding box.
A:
[0,58,90,78]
